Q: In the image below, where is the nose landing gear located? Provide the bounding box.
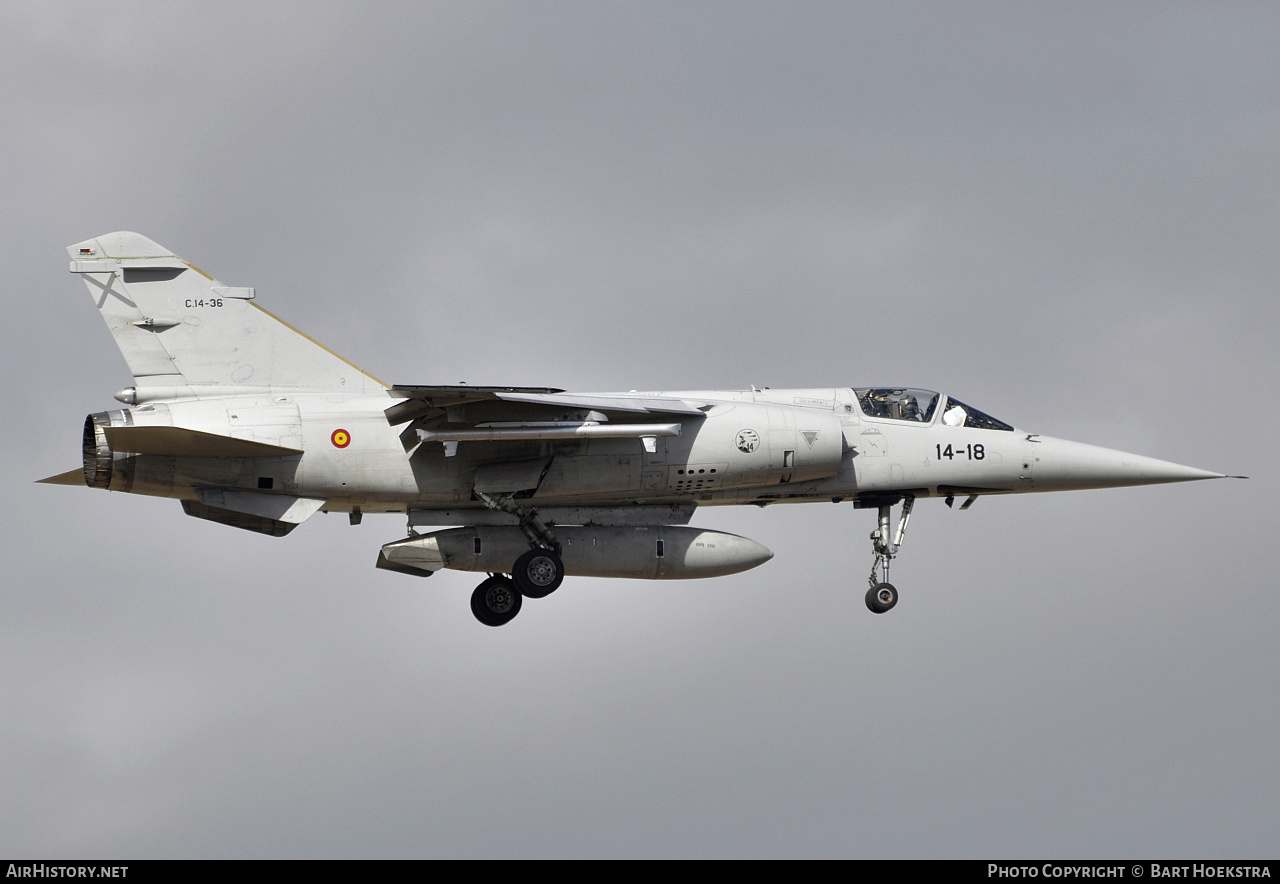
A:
[864,495,913,614]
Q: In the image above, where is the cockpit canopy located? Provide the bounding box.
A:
[853,388,1013,431]
[854,388,939,422]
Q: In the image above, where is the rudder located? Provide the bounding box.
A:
[68,232,385,393]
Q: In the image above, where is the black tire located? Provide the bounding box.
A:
[512,548,565,599]
[471,575,523,626]
[865,582,898,614]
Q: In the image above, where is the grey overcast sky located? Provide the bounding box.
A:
[2,1,1274,858]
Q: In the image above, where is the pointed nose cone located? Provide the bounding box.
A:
[1030,436,1226,492]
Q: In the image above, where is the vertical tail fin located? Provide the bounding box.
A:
[68,232,385,393]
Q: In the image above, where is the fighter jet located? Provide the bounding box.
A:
[42,232,1234,625]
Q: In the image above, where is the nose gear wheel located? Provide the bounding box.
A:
[866,582,898,613]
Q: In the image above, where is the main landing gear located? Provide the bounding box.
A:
[512,548,565,598]
[864,495,914,614]
[471,575,522,627]
[468,491,566,626]
[469,547,566,627]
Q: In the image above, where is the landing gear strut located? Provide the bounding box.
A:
[865,495,913,614]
